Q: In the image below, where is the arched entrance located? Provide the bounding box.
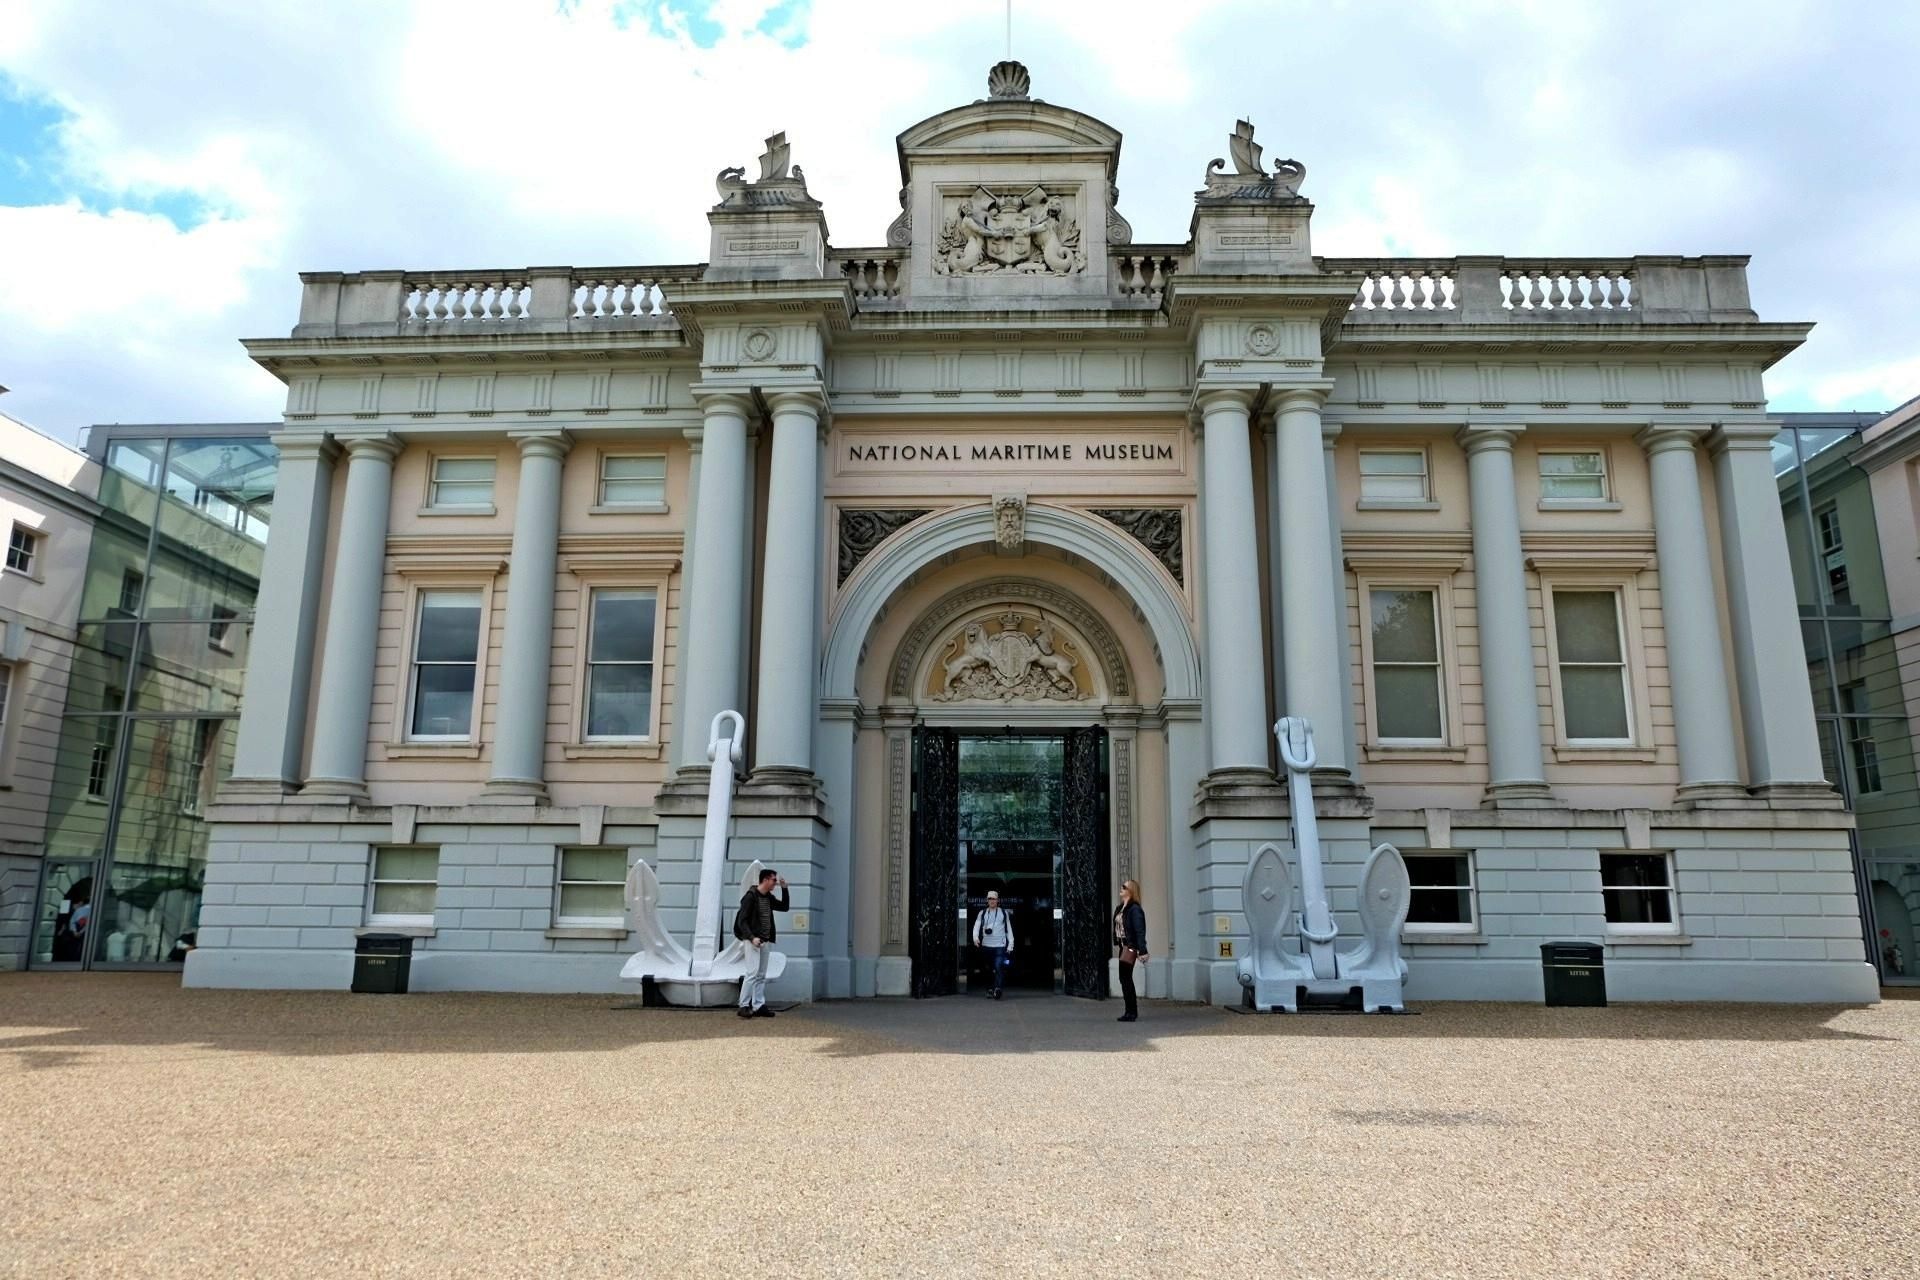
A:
[814,503,1205,1000]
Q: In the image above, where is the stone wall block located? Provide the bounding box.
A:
[303,885,365,908]
[266,906,335,928]
[229,927,302,948]
[298,927,356,949]
[1750,938,1828,962]
[488,930,546,951]
[235,885,308,907]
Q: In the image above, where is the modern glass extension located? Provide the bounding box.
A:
[29,427,276,970]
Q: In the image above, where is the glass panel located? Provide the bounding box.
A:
[371,883,436,918]
[147,439,274,616]
[1540,452,1604,476]
[558,883,625,920]
[589,591,656,662]
[1370,589,1438,662]
[77,523,155,621]
[415,593,481,662]
[100,440,164,524]
[1359,451,1425,476]
[1360,474,1427,501]
[587,664,652,738]
[376,847,440,882]
[1562,667,1630,739]
[1375,666,1442,739]
[560,848,628,883]
[600,456,667,505]
[1867,860,1920,981]
[411,664,476,737]
[32,858,99,965]
[1553,592,1623,662]
[1603,887,1674,925]
[1541,475,1606,499]
[1408,887,1473,925]
[433,458,495,483]
[122,622,249,714]
[957,737,1064,842]
[1601,853,1669,888]
[60,623,136,711]
[92,720,214,964]
[1404,853,1471,887]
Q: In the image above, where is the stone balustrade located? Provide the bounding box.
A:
[1112,249,1184,305]
[294,264,705,338]
[1330,255,1755,324]
[834,251,904,301]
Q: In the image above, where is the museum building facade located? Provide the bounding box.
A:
[184,64,1877,1004]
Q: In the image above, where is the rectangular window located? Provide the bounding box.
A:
[584,588,657,740]
[597,455,667,507]
[87,694,122,800]
[369,846,439,925]
[555,847,628,926]
[1369,588,1444,741]
[208,605,238,652]
[1816,504,1850,604]
[0,664,10,736]
[428,456,495,510]
[1552,589,1631,742]
[180,719,220,816]
[408,590,482,740]
[6,524,38,574]
[1601,852,1677,932]
[1842,684,1882,796]
[1357,450,1428,502]
[1404,852,1476,931]
[118,569,144,615]
[1539,450,1608,501]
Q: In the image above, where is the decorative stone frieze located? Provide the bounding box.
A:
[1090,507,1184,584]
[934,186,1087,276]
[928,610,1091,703]
[837,508,931,585]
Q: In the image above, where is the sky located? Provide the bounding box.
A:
[1,0,1916,442]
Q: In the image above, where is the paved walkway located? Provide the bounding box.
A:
[1,974,1915,1277]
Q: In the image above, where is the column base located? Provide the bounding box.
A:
[1191,767,1286,821]
[1673,780,1757,809]
[476,779,548,805]
[1306,767,1372,806]
[1749,781,1847,810]
[298,778,369,805]
[1482,780,1557,809]
[216,776,302,802]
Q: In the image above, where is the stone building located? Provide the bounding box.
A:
[185,64,1875,1003]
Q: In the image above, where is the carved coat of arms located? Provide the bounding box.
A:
[931,612,1086,702]
[934,186,1086,277]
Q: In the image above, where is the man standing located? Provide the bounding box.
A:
[971,890,1015,1000]
[734,869,788,1018]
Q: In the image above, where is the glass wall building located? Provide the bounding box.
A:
[1775,413,1920,987]
[30,426,277,969]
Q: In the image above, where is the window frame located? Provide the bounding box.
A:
[580,586,661,743]
[560,551,676,760]
[1531,556,1657,761]
[1347,551,1469,761]
[404,587,486,743]
[367,845,440,928]
[5,523,42,577]
[384,558,502,757]
[1841,683,1882,796]
[207,604,238,654]
[1536,446,1613,506]
[1400,849,1479,936]
[553,846,631,928]
[1356,447,1432,507]
[1599,850,1681,936]
[592,451,670,514]
[424,454,498,514]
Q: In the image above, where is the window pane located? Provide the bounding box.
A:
[1562,667,1629,739]
[1553,592,1622,662]
[1408,887,1474,925]
[589,591,656,663]
[558,883,626,920]
[416,593,481,662]
[371,883,436,917]
[1359,451,1425,475]
[603,456,666,480]
[1541,474,1607,499]
[411,665,476,736]
[376,847,440,882]
[1360,474,1428,501]
[1540,452,1604,476]
[433,458,495,483]
[587,664,652,738]
[1370,590,1438,662]
[1375,666,1442,739]
[600,456,666,505]
[1602,854,1670,888]
[1603,887,1673,925]
[1405,853,1471,887]
[561,848,628,883]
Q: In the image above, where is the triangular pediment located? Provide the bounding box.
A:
[896,101,1122,182]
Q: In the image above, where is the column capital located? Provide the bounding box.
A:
[507,428,573,460]
[1457,423,1523,455]
[763,385,828,415]
[1270,381,1333,414]
[1636,423,1709,456]
[1707,421,1781,456]
[270,431,340,464]
[1191,384,1259,418]
[689,384,759,418]
[336,432,401,463]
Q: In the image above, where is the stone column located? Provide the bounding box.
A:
[1459,426,1554,807]
[1639,426,1745,804]
[483,429,571,801]
[1195,387,1272,777]
[677,390,754,771]
[1709,423,1838,803]
[226,432,338,796]
[752,389,825,779]
[302,434,401,801]
[1272,386,1351,783]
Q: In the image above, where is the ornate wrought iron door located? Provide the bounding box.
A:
[1060,726,1111,999]
[909,727,961,997]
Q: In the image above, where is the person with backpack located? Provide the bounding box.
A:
[970,890,1015,999]
[733,868,788,1018]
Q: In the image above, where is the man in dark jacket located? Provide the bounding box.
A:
[734,869,788,1018]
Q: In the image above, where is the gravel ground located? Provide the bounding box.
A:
[1,974,1915,1278]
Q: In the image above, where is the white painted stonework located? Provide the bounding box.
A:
[184,63,1876,1005]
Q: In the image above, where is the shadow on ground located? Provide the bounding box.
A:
[0,972,1905,1071]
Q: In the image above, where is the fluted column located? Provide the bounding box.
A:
[484,429,571,800]
[752,389,825,778]
[1460,426,1554,807]
[1195,387,1271,776]
[678,390,754,771]
[1272,385,1350,782]
[1639,426,1745,805]
[226,432,338,796]
[1709,423,1838,804]
[302,434,401,801]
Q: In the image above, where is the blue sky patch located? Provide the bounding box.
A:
[605,0,810,49]
[0,76,214,229]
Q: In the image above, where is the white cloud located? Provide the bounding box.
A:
[0,0,1916,437]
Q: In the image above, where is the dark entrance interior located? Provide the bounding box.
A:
[909,727,1109,998]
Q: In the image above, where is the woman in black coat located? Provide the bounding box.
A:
[1113,878,1148,1022]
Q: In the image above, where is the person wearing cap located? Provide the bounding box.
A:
[971,890,1015,1000]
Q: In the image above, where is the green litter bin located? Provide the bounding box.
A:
[352,933,413,994]
[1541,941,1605,1007]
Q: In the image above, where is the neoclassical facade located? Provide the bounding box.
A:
[185,64,1876,1003]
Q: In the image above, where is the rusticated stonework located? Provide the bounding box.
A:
[1090,507,1184,584]
[837,508,931,585]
